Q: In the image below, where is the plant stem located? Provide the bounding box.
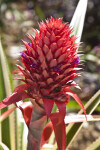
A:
[27,100,46,150]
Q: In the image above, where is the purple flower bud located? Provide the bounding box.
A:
[71,56,80,65]
[53,67,61,72]
[30,63,38,68]
[28,42,32,47]
[20,52,27,59]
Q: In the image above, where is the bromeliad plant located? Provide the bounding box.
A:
[1,16,86,149]
[0,19,86,150]
[0,0,100,150]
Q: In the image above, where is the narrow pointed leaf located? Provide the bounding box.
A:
[0,38,29,150]
[43,98,54,119]
[64,88,86,119]
[0,38,15,149]
[42,144,53,149]
[14,84,28,92]
[65,115,100,124]
[70,0,88,43]
[55,101,67,117]
[0,92,30,110]
[50,113,66,150]
[0,53,6,142]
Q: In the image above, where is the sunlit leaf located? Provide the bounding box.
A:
[70,0,88,43]
[41,144,54,150]
[0,38,26,150]
[65,115,100,124]
[0,38,13,149]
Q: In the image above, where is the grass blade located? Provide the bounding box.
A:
[0,38,12,149]
[0,58,5,142]
[70,0,88,43]
[65,115,100,124]
[0,35,30,150]
[0,38,19,150]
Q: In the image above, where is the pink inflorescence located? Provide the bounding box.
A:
[20,17,80,102]
[0,17,86,150]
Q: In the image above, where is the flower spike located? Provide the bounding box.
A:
[0,17,86,149]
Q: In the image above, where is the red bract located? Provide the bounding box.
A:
[0,17,86,150]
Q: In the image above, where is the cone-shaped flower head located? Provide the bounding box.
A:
[0,17,86,118]
[20,17,80,103]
